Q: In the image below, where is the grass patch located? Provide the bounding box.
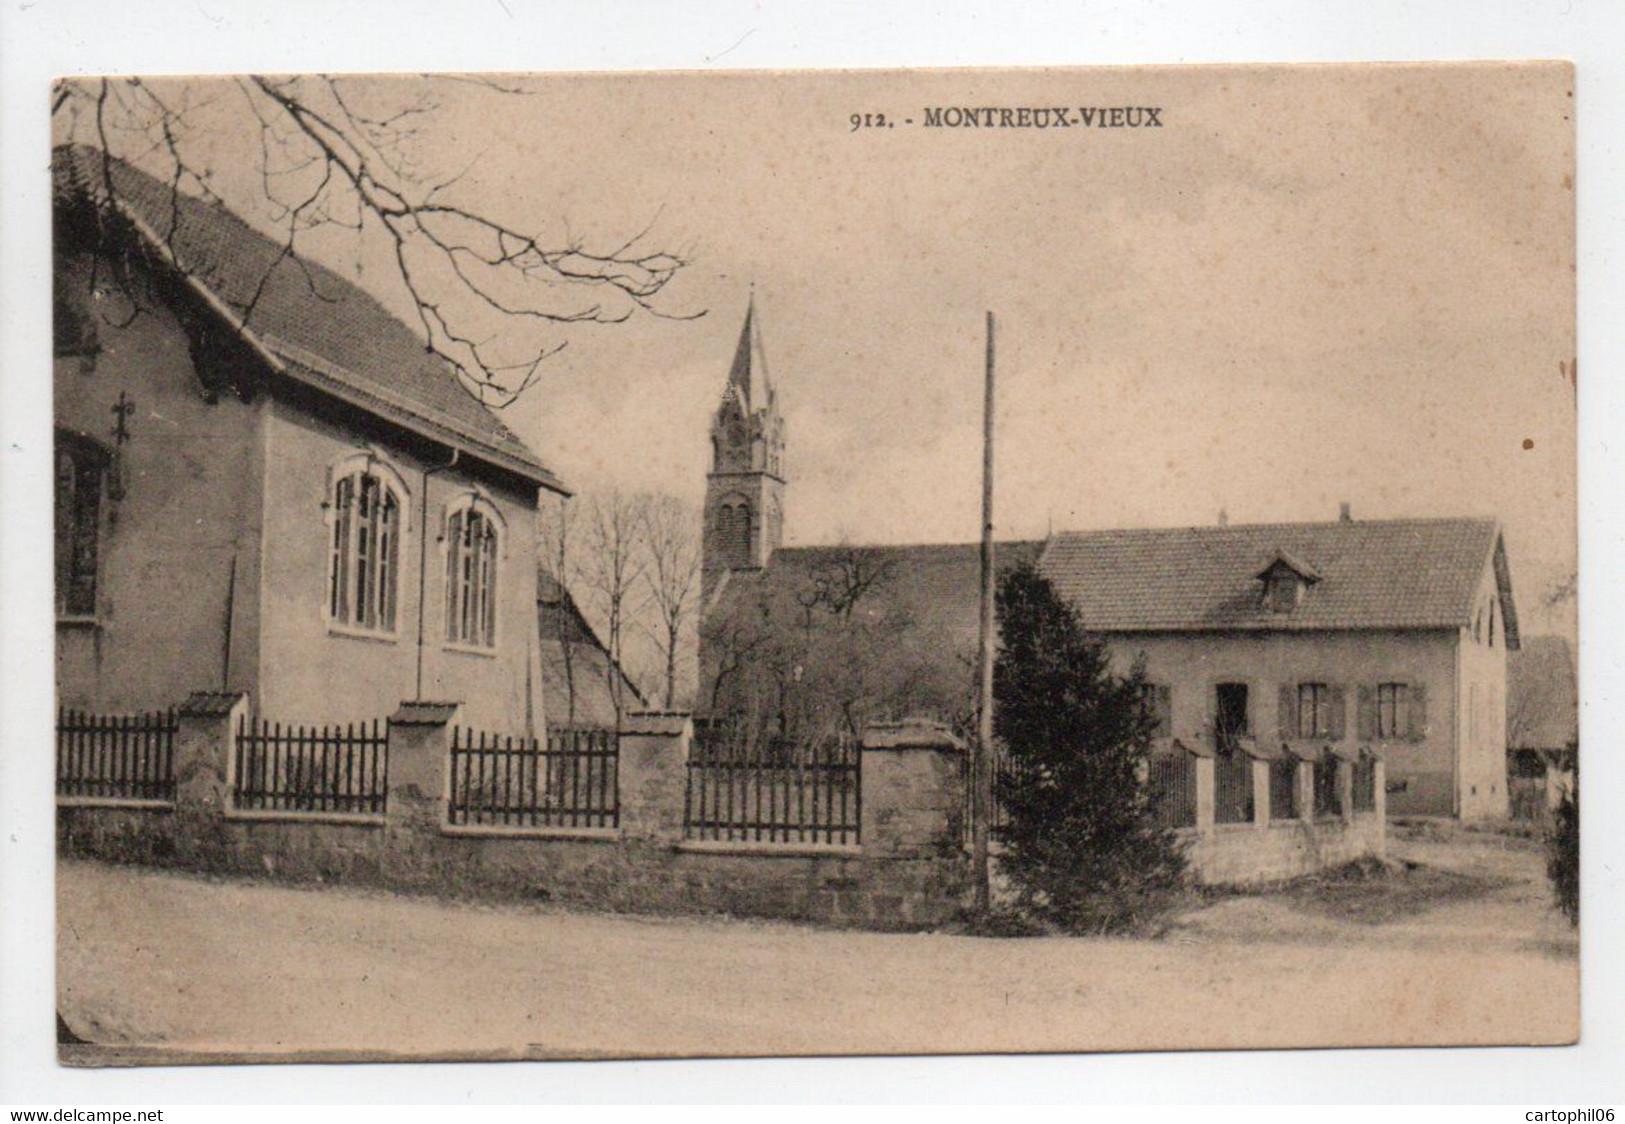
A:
[1390,816,1544,846]
[1275,857,1510,925]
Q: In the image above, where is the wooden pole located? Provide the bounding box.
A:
[973,311,996,913]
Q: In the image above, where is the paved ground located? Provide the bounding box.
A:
[56,824,1578,1062]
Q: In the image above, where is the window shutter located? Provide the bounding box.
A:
[1156,684,1172,738]
[1278,684,1296,740]
[1408,683,1428,740]
[1356,684,1374,740]
[1328,685,1347,740]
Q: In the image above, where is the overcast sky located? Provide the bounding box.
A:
[99,64,1576,638]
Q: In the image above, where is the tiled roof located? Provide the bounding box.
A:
[53,145,561,491]
[1038,517,1515,637]
[537,566,642,727]
[713,540,1044,652]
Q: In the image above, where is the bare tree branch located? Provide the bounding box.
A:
[53,73,702,406]
[639,494,703,709]
[574,490,652,727]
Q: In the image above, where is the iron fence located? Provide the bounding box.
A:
[991,746,1018,830]
[56,707,177,802]
[1215,750,1254,824]
[1149,752,1198,829]
[1312,757,1341,819]
[1268,757,1300,821]
[448,727,618,830]
[685,734,860,846]
[1352,756,1377,813]
[1509,774,1547,821]
[233,716,388,815]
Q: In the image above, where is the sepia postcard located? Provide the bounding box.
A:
[49,61,1577,1064]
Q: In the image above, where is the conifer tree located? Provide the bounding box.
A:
[993,561,1186,932]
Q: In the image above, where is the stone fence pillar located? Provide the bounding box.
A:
[1331,743,1359,821]
[1373,754,1388,821]
[1372,753,1389,858]
[387,701,463,832]
[1189,743,1216,835]
[1249,747,1273,830]
[860,720,967,858]
[618,712,691,843]
[1292,746,1318,823]
[175,690,249,813]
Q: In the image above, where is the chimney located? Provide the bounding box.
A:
[1339,502,1352,522]
[1218,508,1229,527]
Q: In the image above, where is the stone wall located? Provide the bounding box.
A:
[1186,814,1387,885]
[56,696,971,931]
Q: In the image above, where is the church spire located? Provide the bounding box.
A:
[703,292,786,599]
[726,288,771,413]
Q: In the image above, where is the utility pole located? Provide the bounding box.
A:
[972,310,996,913]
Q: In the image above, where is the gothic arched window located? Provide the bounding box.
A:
[445,502,500,649]
[328,464,404,634]
[55,431,109,618]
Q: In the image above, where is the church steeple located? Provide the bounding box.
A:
[703,293,786,598]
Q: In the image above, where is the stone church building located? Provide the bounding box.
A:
[54,147,561,734]
[696,303,1520,820]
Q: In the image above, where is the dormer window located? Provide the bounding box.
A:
[1256,550,1321,614]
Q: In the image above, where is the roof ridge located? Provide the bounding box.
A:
[772,538,1042,553]
[54,144,558,490]
[1051,515,1498,538]
[262,333,531,463]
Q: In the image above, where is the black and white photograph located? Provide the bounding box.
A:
[10,4,1625,1104]
[37,61,1580,1062]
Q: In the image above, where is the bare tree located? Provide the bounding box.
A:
[576,490,651,726]
[52,75,698,406]
[795,548,897,621]
[703,546,961,752]
[639,495,703,709]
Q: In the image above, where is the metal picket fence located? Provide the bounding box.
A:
[684,730,860,846]
[448,727,619,830]
[56,707,177,802]
[1150,751,1199,829]
[233,716,388,815]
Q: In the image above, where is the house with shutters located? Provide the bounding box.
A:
[1038,516,1520,820]
[53,146,564,733]
[697,301,1519,820]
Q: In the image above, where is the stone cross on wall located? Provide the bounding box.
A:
[110,391,135,446]
[107,390,135,501]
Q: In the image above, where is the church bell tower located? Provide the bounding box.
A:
[702,294,785,600]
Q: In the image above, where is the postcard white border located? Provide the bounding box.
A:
[2,0,1622,1107]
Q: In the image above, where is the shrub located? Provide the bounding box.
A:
[991,561,1187,933]
[1547,766,1579,926]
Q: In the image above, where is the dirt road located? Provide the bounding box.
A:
[57,826,1577,1061]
